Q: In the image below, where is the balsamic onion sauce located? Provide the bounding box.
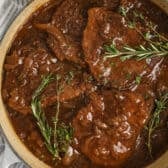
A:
[2,0,168,167]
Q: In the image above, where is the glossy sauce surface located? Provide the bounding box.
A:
[2,0,168,167]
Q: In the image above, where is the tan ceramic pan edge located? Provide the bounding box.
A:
[0,0,168,168]
[0,0,51,167]
[147,3,168,168]
[141,1,168,167]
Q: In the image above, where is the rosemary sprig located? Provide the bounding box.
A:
[104,43,168,61]
[31,74,57,156]
[146,92,168,158]
[31,74,73,159]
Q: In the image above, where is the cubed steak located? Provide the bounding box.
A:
[73,89,154,166]
[82,7,164,90]
[35,0,91,66]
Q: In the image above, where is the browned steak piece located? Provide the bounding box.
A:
[41,81,86,107]
[36,23,85,66]
[41,73,93,107]
[35,0,91,66]
[73,89,154,166]
[50,0,120,40]
[36,0,121,66]
[3,40,59,114]
[3,39,87,115]
[51,0,90,40]
[82,7,164,90]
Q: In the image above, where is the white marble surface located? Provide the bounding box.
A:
[0,1,31,167]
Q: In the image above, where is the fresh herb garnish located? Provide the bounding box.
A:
[52,74,61,158]
[145,92,168,158]
[119,6,168,44]
[52,74,73,157]
[118,6,128,17]
[104,7,168,61]
[56,122,73,153]
[31,74,73,159]
[31,74,57,156]
[126,73,132,80]
[135,75,142,85]
[65,71,74,85]
[104,43,168,61]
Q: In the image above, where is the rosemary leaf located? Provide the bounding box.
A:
[31,74,59,157]
[104,43,168,61]
[32,74,55,100]
[146,92,168,158]
[31,74,73,159]
[119,6,128,17]
[135,76,142,85]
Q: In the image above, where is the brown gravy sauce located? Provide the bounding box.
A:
[2,0,168,167]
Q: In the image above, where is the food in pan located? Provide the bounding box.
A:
[2,0,168,167]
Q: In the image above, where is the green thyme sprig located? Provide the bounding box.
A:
[104,43,168,61]
[145,92,168,158]
[132,10,168,43]
[31,74,73,159]
[56,122,73,153]
[31,74,58,157]
[53,74,73,156]
[52,75,61,156]
[119,6,168,43]
[52,74,74,156]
